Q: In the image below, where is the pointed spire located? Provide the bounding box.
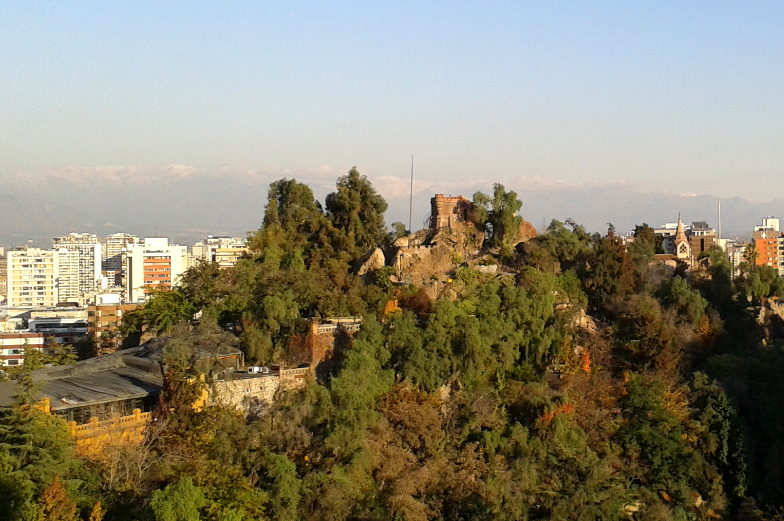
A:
[675,213,687,243]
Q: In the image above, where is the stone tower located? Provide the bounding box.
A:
[430,194,471,229]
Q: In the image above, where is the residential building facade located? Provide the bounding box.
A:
[6,248,59,307]
[53,233,102,298]
[103,233,139,287]
[126,238,189,302]
[0,332,45,366]
[752,217,784,275]
[190,236,248,269]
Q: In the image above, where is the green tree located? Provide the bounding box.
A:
[179,260,224,311]
[123,290,195,338]
[262,452,301,521]
[0,403,92,521]
[387,222,408,244]
[488,183,523,250]
[632,223,663,255]
[617,374,709,507]
[327,319,393,458]
[325,167,388,259]
[472,184,524,251]
[254,178,325,249]
[149,477,206,521]
[44,338,77,366]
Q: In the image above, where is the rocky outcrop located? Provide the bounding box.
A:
[574,309,599,334]
[756,297,784,342]
[357,247,386,276]
[392,225,485,288]
[513,220,538,246]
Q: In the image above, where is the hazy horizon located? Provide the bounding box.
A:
[2,2,783,242]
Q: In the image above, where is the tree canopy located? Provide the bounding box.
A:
[7,173,784,520]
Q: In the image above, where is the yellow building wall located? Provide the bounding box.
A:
[68,408,152,458]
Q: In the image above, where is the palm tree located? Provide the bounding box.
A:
[744,242,759,271]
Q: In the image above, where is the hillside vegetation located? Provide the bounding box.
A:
[4,168,784,521]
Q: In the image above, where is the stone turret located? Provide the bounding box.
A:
[430,194,471,229]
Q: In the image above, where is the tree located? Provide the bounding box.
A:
[149,477,206,521]
[88,501,105,521]
[584,228,636,314]
[616,374,708,508]
[488,183,523,249]
[472,184,523,251]
[325,167,388,259]
[157,327,208,438]
[263,452,301,521]
[38,474,78,521]
[0,400,91,521]
[260,178,325,244]
[44,337,77,366]
[327,319,393,458]
[141,290,196,335]
[178,260,224,311]
[387,222,409,244]
[743,242,759,270]
[629,224,662,268]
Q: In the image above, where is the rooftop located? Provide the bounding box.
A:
[0,335,243,410]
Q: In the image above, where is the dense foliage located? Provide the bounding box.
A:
[3,168,784,520]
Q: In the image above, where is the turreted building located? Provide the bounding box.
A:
[430,194,472,229]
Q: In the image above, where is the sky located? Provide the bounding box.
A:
[1,1,783,210]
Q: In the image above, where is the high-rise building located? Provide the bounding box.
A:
[103,233,139,287]
[53,233,102,298]
[54,247,80,303]
[0,253,7,305]
[6,248,59,307]
[752,217,784,275]
[126,238,189,303]
[754,217,780,233]
[5,247,87,306]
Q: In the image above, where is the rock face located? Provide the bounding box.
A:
[357,247,386,276]
[574,309,599,335]
[756,297,784,342]
[392,226,484,288]
[390,193,538,293]
[513,220,538,246]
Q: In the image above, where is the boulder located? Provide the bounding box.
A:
[357,247,386,276]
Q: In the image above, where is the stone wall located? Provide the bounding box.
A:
[280,367,309,390]
[211,375,281,417]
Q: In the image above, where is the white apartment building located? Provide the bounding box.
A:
[6,248,59,307]
[54,247,80,302]
[103,233,139,287]
[126,238,189,303]
[0,254,6,305]
[754,217,780,233]
[53,233,102,298]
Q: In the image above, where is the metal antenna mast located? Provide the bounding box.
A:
[409,155,414,234]
[717,199,722,240]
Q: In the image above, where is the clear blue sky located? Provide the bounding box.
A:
[1,1,783,199]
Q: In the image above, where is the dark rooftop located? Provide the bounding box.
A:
[0,336,243,410]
